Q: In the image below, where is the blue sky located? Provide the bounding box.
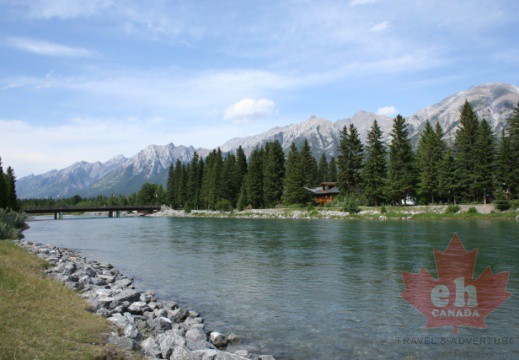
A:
[1,0,518,176]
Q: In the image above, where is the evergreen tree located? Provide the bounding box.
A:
[221,153,237,205]
[362,120,387,206]
[387,115,417,204]
[453,100,480,201]
[283,143,307,204]
[438,149,458,203]
[337,124,364,194]
[246,147,264,208]
[300,140,318,187]
[0,157,6,209]
[186,152,203,209]
[236,182,248,210]
[328,156,337,182]
[496,130,514,198]
[473,119,495,203]
[5,166,19,211]
[167,163,176,206]
[507,102,519,198]
[318,154,329,181]
[416,121,443,203]
[234,146,247,190]
[263,141,285,207]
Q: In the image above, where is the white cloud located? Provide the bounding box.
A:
[369,21,389,32]
[376,105,398,117]
[7,37,96,57]
[223,98,276,124]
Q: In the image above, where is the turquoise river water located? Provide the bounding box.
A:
[24,217,518,359]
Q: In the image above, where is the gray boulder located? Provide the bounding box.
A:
[185,328,214,351]
[209,332,227,347]
[128,301,149,314]
[171,345,197,360]
[114,289,141,303]
[141,336,162,358]
[157,329,186,359]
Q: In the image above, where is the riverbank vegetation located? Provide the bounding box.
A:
[0,209,26,239]
[0,157,20,211]
[0,241,134,359]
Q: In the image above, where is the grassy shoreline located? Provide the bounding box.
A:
[0,240,135,360]
[152,204,519,221]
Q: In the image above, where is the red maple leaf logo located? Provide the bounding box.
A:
[401,233,511,334]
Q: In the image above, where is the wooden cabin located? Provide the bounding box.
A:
[304,182,340,205]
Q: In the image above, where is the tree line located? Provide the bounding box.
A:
[167,100,519,209]
[0,157,19,211]
[21,183,167,209]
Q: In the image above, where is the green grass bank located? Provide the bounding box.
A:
[0,241,135,360]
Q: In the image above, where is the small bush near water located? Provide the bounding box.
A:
[0,209,27,240]
[341,195,361,214]
[494,199,512,212]
[467,207,478,214]
[445,205,460,214]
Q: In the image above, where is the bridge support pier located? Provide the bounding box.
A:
[108,210,113,218]
[54,212,63,220]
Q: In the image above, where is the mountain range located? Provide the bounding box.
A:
[17,82,519,199]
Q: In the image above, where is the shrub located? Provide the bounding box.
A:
[380,205,387,214]
[467,207,478,214]
[0,210,26,240]
[215,199,233,212]
[445,205,460,214]
[183,203,192,214]
[341,195,360,214]
[494,199,511,212]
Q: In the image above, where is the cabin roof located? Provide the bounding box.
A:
[304,186,340,195]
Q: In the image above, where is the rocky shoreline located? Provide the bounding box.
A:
[16,239,275,360]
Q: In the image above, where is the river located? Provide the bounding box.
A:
[24,216,519,359]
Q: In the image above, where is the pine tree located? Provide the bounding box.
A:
[453,100,480,202]
[507,102,519,198]
[246,147,264,208]
[5,166,18,210]
[263,141,285,207]
[337,124,364,195]
[496,130,514,199]
[362,120,387,206]
[438,149,458,203]
[300,140,318,187]
[0,157,6,209]
[186,152,203,209]
[328,156,337,182]
[387,115,418,204]
[416,121,443,203]
[221,153,237,205]
[473,119,495,203]
[318,154,329,181]
[283,143,307,205]
[167,163,176,207]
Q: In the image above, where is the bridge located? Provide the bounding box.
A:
[24,205,161,220]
